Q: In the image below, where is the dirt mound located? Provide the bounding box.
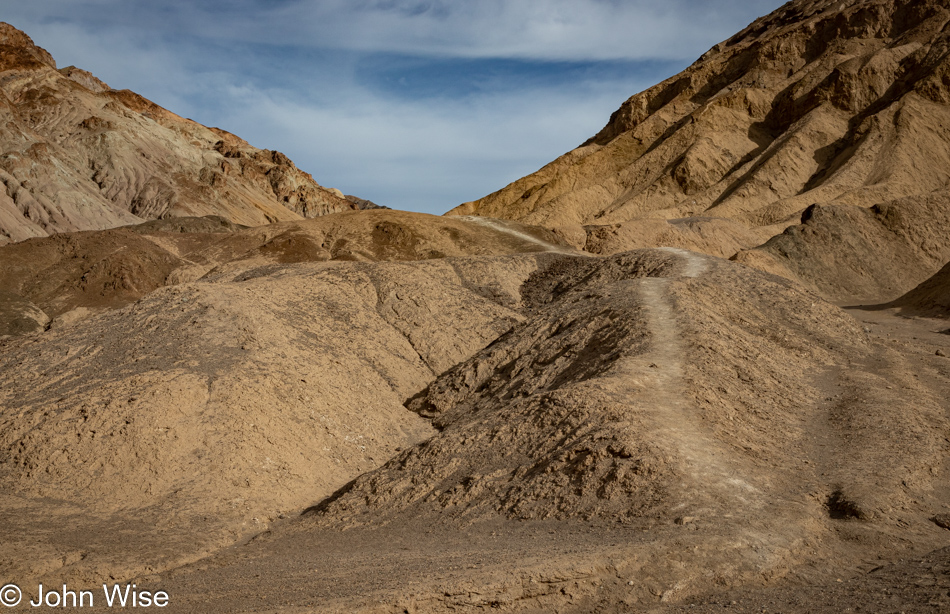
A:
[0,209,577,332]
[304,251,947,573]
[451,0,950,297]
[888,259,950,317]
[0,22,357,245]
[0,253,558,583]
[733,190,950,303]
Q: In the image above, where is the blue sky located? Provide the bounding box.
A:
[4,0,784,214]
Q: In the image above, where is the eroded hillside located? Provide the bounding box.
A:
[0,22,357,245]
[452,0,950,301]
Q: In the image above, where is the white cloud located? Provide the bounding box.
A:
[2,0,785,214]
[209,76,646,213]
[169,0,781,62]
[8,0,782,62]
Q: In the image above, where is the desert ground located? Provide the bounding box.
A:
[2,0,950,612]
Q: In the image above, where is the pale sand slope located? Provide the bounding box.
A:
[152,249,950,613]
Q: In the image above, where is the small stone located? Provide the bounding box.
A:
[931,514,950,530]
[674,516,696,525]
[937,349,947,357]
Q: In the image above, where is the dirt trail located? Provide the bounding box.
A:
[636,248,762,513]
[457,216,578,255]
[609,248,764,518]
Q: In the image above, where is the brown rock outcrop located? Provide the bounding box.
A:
[0,209,576,333]
[0,22,356,246]
[451,0,950,301]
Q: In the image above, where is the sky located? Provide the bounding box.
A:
[3,0,784,214]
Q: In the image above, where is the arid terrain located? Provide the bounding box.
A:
[1,1,950,613]
[0,22,369,246]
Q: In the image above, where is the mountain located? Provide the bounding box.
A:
[451,0,950,301]
[2,6,950,613]
[0,22,357,246]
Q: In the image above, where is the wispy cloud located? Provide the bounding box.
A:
[3,0,784,213]
[249,0,770,61]
[16,0,780,61]
[210,73,657,210]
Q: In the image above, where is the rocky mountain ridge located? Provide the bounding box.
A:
[0,22,357,246]
[0,3,949,612]
[452,0,950,302]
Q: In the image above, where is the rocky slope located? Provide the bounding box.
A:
[0,209,578,581]
[309,249,947,551]
[6,242,948,605]
[734,190,950,302]
[154,249,950,613]
[0,22,356,246]
[451,0,950,301]
[0,209,573,336]
[0,251,555,583]
[890,258,950,317]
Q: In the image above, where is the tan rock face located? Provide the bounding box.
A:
[890,259,950,317]
[0,252,547,583]
[0,209,577,329]
[451,0,950,297]
[0,22,356,246]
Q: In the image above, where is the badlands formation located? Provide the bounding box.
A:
[453,0,950,303]
[0,1,949,613]
[0,23,363,246]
